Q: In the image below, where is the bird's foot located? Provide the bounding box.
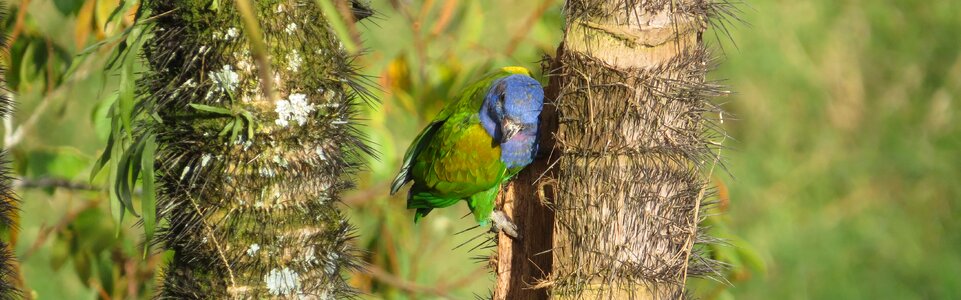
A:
[490,211,521,240]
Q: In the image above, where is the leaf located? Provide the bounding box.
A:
[118,60,135,135]
[18,42,39,91]
[107,117,124,233]
[230,116,242,142]
[91,93,118,141]
[140,133,157,255]
[77,24,135,56]
[189,103,233,115]
[96,251,116,295]
[106,24,148,70]
[113,134,143,218]
[91,130,115,183]
[95,0,118,37]
[241,110,256,140]
[104,0,136,31]
[218,119,235,138]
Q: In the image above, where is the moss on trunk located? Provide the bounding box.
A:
[140,1,372,298]
[0,4,22,299]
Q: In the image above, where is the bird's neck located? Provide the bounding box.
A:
[500,130,537,169]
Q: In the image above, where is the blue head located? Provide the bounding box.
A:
[479,74,545,168]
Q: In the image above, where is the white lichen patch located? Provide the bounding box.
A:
[201,153,213,167]
[180,166,192,180]
[247,243,261,256]
[259,167,276,178]
[208,64,240,98]
[272,155,290,168]
[226,27,240,39]
[323,252,340,275]
[316,289,333,300]
[285,22,298,34]
[286,50,303,72]
[275,93,315,127]
[303,247,318,266]
[315,146,327,161]
[234,48,253,73]
[264,267,301,296]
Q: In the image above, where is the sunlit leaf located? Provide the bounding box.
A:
[118,54,135,135]
[104,0,137,31]
[189,103,233,115]
[141,133,157,255]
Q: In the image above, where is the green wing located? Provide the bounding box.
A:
[390,120,444,195]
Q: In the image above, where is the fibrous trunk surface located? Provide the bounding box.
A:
[141,1,371,298]
[546,0,729,298]
[0,5,22,297]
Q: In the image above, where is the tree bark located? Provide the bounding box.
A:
[496,0,727,299]
[0,4,22,297]
[492,98,557,300]
[141,1,371,298]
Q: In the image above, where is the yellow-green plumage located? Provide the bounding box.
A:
[391,66,542,225]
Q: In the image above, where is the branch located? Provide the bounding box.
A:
[12,177,100,192]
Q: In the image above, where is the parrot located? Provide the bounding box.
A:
[390,66,544,238]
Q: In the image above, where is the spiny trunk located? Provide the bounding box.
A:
[0,5,22,298]
[494,0,729,298]
[141,1,371,298]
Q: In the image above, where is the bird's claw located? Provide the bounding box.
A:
[490,211,521,240]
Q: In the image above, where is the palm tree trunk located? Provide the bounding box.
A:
[0,5,22,298]
[495,0,730,298]
[141,1,372,298]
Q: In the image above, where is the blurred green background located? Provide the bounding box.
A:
[2,0,959,299]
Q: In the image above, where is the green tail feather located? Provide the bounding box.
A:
[407,191,459,223]
[414,208,432,223]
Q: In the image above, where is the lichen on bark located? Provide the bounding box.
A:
[139,0,373,298]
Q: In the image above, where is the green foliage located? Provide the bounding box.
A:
[188,103,257,142]
[86,19,158,246]
[3,0,160,298]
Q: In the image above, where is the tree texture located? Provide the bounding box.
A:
[494,0,734,298]
[0,5,22,298]
[138,0,372,298]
